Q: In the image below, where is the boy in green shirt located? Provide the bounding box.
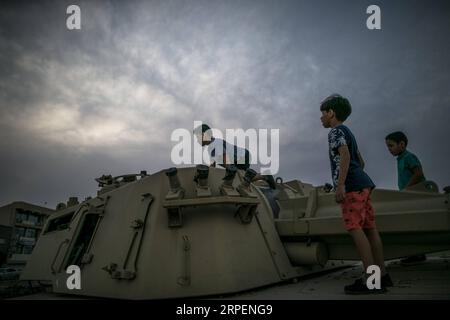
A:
[385,131,427,264]
[385,131,426,190]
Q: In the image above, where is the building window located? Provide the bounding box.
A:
[24,229,37,238]
[37,216,45,226]
[27,214,39,225]
[15,227,25,238]
[23,246,34,254]
[13,244,24,254]
[15,212,27,224]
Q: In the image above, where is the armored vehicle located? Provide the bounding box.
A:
[20,166,450,299]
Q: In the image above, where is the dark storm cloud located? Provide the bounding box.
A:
[0,0,449,207]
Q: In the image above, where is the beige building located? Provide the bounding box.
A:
[0,202,54,266]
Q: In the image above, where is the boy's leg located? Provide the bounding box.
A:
[361,190,387,276]
[364,228,387,276]
[348,229,375,272]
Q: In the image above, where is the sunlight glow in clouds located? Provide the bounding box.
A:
[10,52,194,151]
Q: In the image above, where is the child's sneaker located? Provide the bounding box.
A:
[344,278,387,295]
[381,273,393,287]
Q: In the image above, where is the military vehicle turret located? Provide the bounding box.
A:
[20,166,450,299]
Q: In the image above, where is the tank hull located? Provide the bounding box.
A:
[20,167,450,299]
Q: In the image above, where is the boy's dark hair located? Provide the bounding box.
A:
[193,123,211,135]
[385,131,408,147]
[320,94,352,121]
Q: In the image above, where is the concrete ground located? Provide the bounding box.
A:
[227,253,450,300]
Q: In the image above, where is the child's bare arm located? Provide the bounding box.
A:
[404,167,425,189]
[336,145,350,202]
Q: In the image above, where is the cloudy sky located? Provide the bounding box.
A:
[1,0,449,208]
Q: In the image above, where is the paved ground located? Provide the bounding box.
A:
[227,254,450,300]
